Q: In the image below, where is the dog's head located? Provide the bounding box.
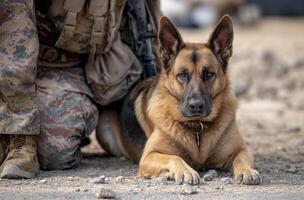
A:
[158,15,233,119]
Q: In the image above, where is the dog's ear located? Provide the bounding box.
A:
[208,15,233,72]
[158,16,185,70]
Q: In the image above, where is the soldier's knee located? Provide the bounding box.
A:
[38,91,98,137]
[38,138,82,170]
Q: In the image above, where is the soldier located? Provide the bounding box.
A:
[0,0,160,179]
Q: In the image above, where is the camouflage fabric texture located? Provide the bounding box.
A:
[0,0,99,170]
[0,0,40,135]
[36,67,98,170]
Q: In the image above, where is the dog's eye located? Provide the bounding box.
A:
[203,70,215,81]
[177,71,189,82]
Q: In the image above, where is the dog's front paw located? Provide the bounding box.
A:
[235,168,261,185]
[168,163,200,185]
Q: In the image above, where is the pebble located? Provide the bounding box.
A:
[39,179,47,184]
[153,176,168,185]
[220,177,233,184]
[203,170,218,181]
[90,175,106,184]
[288,126,301,133]
[67,177,75,181]
[129,189,139,194]
[115,176,124,181]
[180,184,198,195]
[119,156,127,161]
[285,165,298,173]
[75,188,80,192]
[216,185,224,190]
[95,188,117,199]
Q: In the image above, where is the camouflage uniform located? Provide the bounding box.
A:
[1,0,160,172]
[0,0,98,170]
[36,67,98,170]
[0,0,40,136]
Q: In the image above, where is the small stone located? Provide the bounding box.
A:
[216,185,224,190]
[180,184,198,195]
[39,179,47,184]
[67,177,75,181]
[119,156,127,161]
[153,176,168,185]
[220,177,233,184]
[75,188,80,192]
[95,188,117,199]
[203,170,218,181]
[90,175,106,184]
[115,176,124,181]
[129,189,138,194]
[83,189,89,192]
[288,126,301,133]
[285,165,298,173]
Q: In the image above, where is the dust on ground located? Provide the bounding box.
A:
[0,18,304,200]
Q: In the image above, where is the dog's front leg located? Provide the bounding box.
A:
[232,149,261,185]
[139,152,200,185]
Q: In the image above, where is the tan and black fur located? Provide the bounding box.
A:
[118,15,261,185]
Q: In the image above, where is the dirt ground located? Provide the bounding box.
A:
[0,18,304,200]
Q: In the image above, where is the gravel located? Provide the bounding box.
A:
[284,165,299,173]
[95,188,117,199]
[115,176,124,182]
[180,184,198,195]
[67,176,76,181]
[220,177,233,184]
[39,179,47,184]
[203,170,218,181]
[90,175,106,184]
[152,176,170,185]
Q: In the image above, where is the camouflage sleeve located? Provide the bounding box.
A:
[0,0,40,135]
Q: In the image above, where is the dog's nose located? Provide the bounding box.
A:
[188,97,204,113]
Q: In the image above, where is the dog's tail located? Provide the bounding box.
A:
[120,77,157,163]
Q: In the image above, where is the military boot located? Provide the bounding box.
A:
[0,135,8,166]
[0,135,39,179]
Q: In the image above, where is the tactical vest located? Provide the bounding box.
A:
[58,0,126,54]
[37,0,126,54]
[35,0,160,106]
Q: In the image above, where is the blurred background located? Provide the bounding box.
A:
[159,0,304,183]
[161,0,304,27]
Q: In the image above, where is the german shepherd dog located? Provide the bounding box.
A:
[99,15,261,185]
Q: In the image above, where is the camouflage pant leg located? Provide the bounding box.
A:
[0,1,40,135]
[36,67,98,170]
